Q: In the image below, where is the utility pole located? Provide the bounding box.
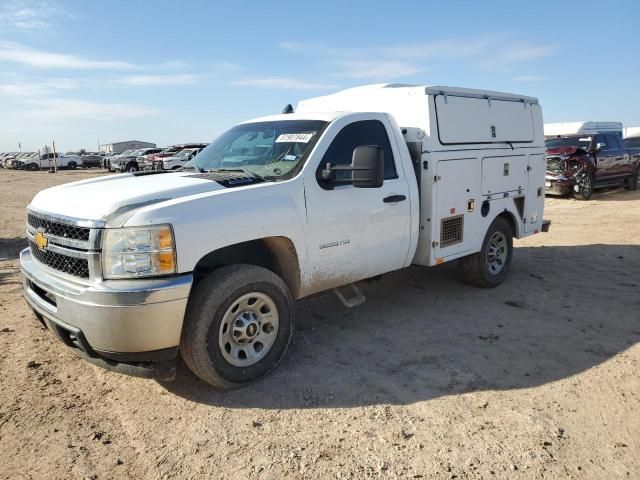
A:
[52,141,58,173]
[45,145,52,173]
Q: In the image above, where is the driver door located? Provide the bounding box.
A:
[303,117,411,295]
[592,134,615,181]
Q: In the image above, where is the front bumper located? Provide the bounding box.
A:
[545,173,575,196]
[20,248,192,378]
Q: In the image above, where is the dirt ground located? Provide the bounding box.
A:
[0,169,638,480]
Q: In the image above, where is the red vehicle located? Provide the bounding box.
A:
[545,133,640,200]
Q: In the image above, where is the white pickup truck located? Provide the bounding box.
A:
[23,152,82,171]
[21,84,548,388]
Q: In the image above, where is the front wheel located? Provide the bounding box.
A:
[26,163,39,171]
[180,265,294,389]
[125,162,138,172]
[573,172,593,200]
[461,216,513,288]
[67,161,77,170]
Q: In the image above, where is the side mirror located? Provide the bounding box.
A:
[321,145,384,189]
[595,142,606,152]
[351,145,384,188]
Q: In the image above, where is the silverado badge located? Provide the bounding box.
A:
[34,230,49,251]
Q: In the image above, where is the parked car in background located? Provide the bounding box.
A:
[3,155,20,169]
[136,148,167,171]
[545,133,640,199]
[624,135,640,149]
[144,143,208,168]
[23,152,82,171]
[112,148,163,172]
[155,147,206,170]
[79,153,104,168]
[105,149,135,171]
[107,149,138,171]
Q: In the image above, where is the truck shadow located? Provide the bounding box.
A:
[0,237,27,261]
[161,244,640,409]
[547,188,639,202]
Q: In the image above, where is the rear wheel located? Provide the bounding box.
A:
[462,216,513,288]
[624,167,639,191]
[180,265,294,389]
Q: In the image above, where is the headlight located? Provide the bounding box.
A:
[102,225,176,279]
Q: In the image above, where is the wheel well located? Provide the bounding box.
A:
[192,237,301,298]
[498,211,518,238]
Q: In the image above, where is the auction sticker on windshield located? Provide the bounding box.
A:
[276,133,315,143]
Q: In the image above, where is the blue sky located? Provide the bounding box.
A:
[1,0,638,152]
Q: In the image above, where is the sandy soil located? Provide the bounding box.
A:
[1,169,639,480]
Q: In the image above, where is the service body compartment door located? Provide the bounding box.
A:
[434,95,534,145]
[435,158,481,259]
[525,154,545,233]
[481,155,528,195]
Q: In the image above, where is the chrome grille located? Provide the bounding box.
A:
[28,240,90,278]
[27,213,90,242]
[26,210,101,280]
[546,156,563,174]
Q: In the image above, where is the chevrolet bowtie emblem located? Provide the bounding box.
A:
[34,230,49,251]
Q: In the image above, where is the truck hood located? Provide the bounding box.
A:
[545,146,584,156]
[29,172,224,225]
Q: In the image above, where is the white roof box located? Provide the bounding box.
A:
[298,83,541,148]
[544,121,622,137]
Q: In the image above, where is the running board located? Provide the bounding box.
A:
[333,283,366,308]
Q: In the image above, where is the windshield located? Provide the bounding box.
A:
[187,120,328,180]
[545,136,592,149]
[174,149,192,159]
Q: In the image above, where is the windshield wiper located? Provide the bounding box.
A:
[207,167,267,182]
[181,165,204,172]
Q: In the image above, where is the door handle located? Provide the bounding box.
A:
[383,194,407,203]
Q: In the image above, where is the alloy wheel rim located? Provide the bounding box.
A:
[486,231,508,275]
[218,292,279,367]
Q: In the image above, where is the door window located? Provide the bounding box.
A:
[624,137,640,148]
[318,120,397,184]
[604,134,621,150]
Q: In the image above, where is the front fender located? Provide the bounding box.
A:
[122,179,309,274]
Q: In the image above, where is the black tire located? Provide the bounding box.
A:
[180,264,294,389]
[573,172,593,200]
[67,161,77,170]
[461,216,513,288]
[27,163,39,171]
[624,167,639,191]
[125,162,138,172]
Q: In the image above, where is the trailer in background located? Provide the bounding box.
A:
[544,121,622,137]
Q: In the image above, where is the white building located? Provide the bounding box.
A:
[623,126,640,138]
[99,140,156,154]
